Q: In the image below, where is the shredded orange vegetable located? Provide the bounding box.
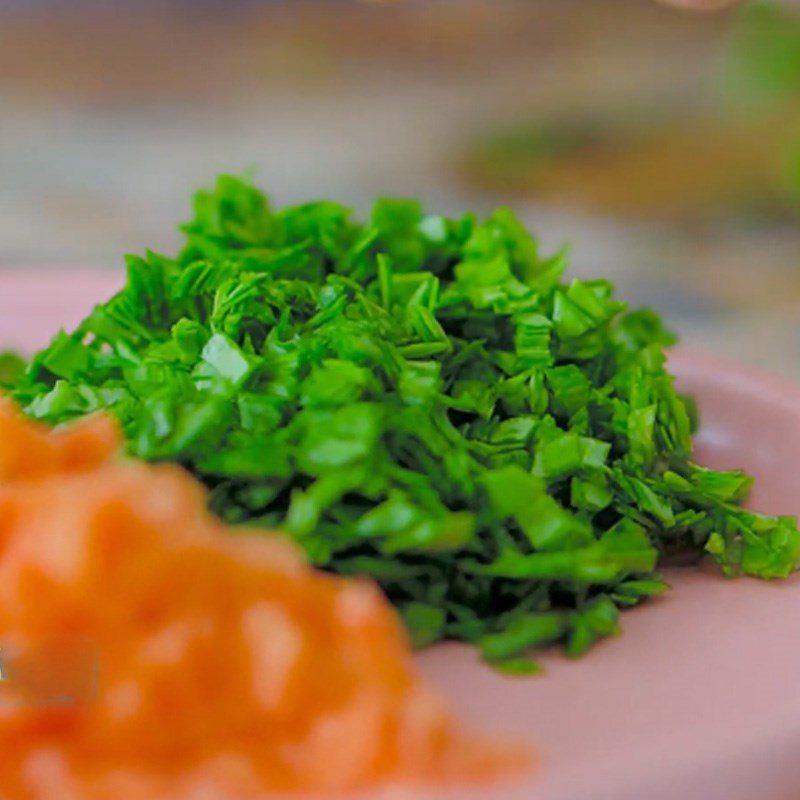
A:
[0,399,526,798]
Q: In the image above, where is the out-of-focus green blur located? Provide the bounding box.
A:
[1,0,799,376]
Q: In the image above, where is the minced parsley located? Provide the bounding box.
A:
[11,176,800,670]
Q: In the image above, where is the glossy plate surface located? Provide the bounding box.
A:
[3,269,800,800]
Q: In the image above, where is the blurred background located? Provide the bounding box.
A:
[1,0,800,374]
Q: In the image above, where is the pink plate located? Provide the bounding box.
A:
[3,268,800,800]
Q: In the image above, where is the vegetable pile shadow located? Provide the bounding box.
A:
[9,176,800,672]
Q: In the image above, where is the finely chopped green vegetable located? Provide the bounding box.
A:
[0,352,25,388]
[10,176,800,669]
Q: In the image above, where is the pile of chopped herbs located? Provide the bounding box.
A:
[10,176,800,672]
